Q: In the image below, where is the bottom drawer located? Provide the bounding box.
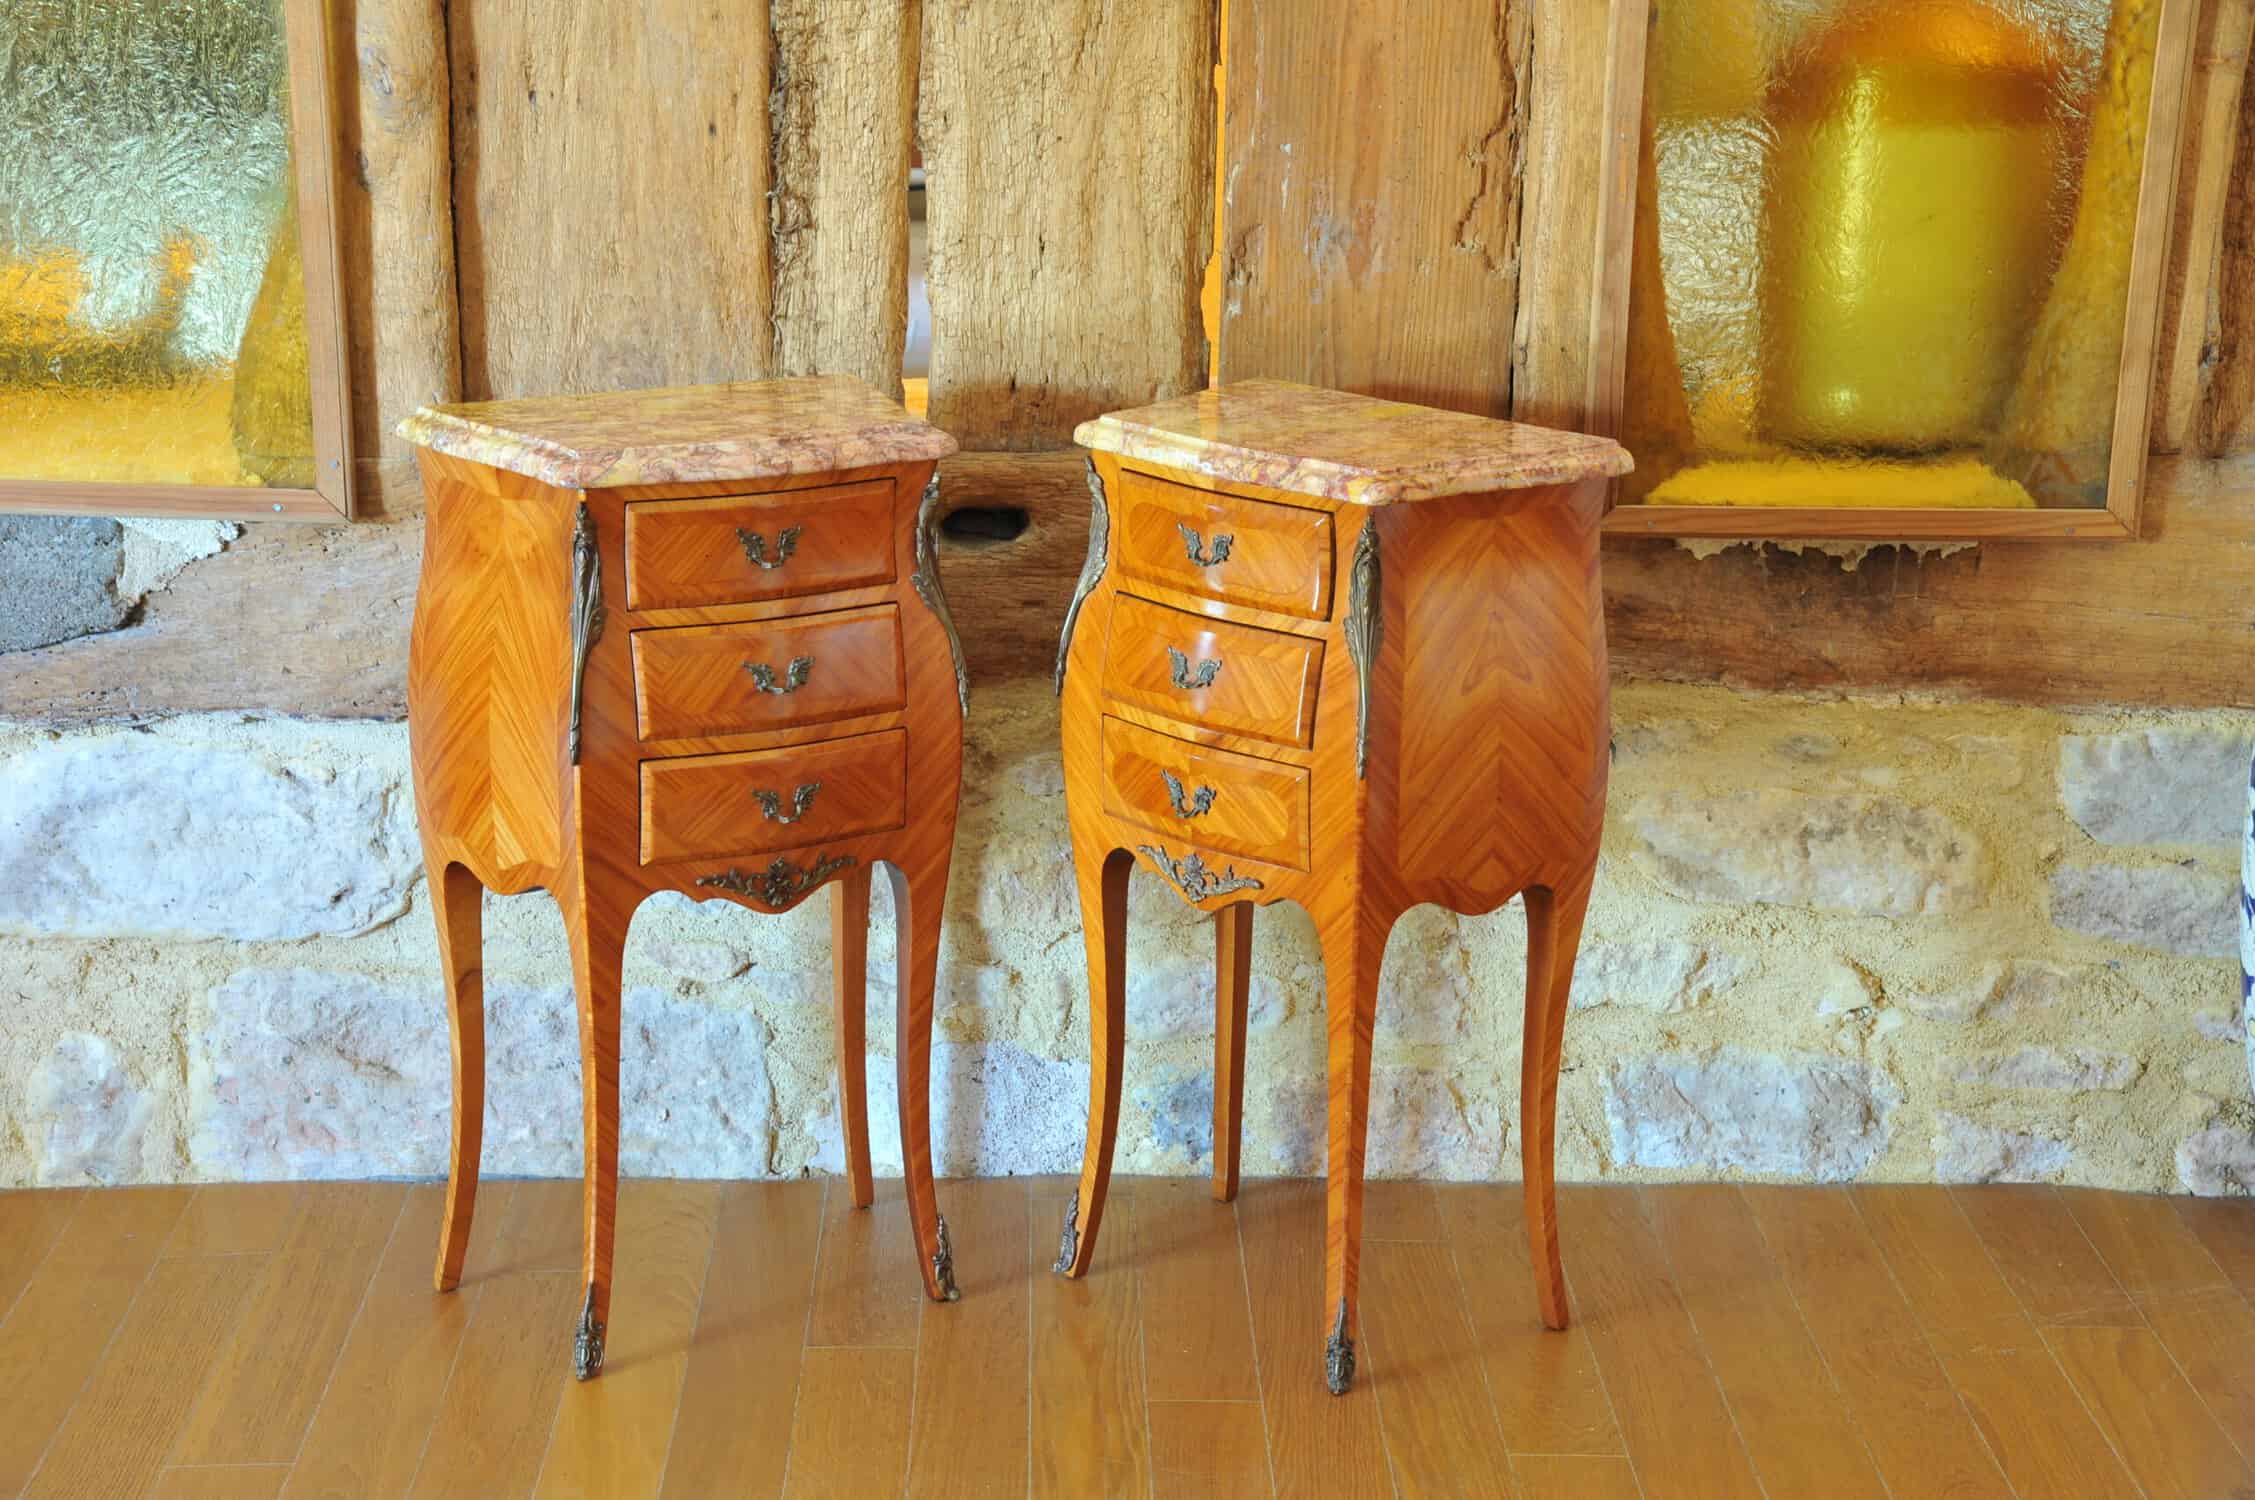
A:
[641,729,907,865]
[1100,716,1310,870]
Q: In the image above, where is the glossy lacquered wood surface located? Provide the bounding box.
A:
[406,427,964,1380]
[1059,447,1612,1393]
[622,479,898,610]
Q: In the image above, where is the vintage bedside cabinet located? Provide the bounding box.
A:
[1051,378,1630,1392]
[398,376,969,1378]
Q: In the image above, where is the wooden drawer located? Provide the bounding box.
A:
[640,729,907,864]
[623,480,895,611]
[1115,467,1334,619]
[1100,717,1309,870]
[1101,593,1323,748]
[632,604,905,740]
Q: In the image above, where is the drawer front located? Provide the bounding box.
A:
[641,729,907,864]
[1100,717,1310,870]
[632,604,905,740]
[624,480,896,611]
[1115,468,1334,619]
[1101,594,1324,747]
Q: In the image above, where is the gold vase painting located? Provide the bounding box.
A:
[1623,0,2162,511]
[0,0,313,489]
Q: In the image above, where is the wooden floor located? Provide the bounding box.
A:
[0,1178,2250,1498]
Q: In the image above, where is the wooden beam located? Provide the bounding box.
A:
[448,0,775,401]
[2154,0,2254,453]
[332,0,459,518]
[771,2,919,399]
[1219,0,1529,416]
[919,1,1215,448]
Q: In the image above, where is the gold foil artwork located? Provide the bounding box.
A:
[1623,0,2158,509]
[0,0,312,489]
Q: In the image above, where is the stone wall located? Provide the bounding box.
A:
[4,677,2248,1194]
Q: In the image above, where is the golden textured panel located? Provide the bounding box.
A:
[0,0,312,488]
[1624,0,2156,509]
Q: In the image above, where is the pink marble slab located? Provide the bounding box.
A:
[1073,378,1632,505]
[396,375,957,489]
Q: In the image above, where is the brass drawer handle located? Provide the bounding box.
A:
[754,781,820,824]
[1176,523,1234,568]
[736,525,802,570]
[1167,646,1221,690]
[744,654,814,694]
[697,852,856,908]
[1162,769,1217,819]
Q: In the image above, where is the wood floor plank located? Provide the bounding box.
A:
[150,1465,292,1499]
[1942,1345,2143,1500]
[781,1346,915,1500]
[2138,1285,2255,1454]
[1560,1187,1762,1500]
[905,1178,1030,1500]
[1743,1186,2013,1500]
[173,1185,407,1466]
[1510,1455,1638,1500]
[1434,1185,1620,1457]
[408,1269,580,1498]
[1237,1179,1391,1500]
[1031,1178,1149,1500]
[658,1181,824,1500]
[165,1184,310,1257]
[1360,1239,1513,1499]
[535,1182,721,1500]
[1953,1185,2141,1327]
[1854,1185,2038,1358]
[1138,1176,1261,1403]
[2063,1189,2236,1299]
[0,1189,82,1321]
[1148,1402,1272,1500]
[494,1179,585,1276]
[806,1178,921,1349]
[2175,1197,2255,1303]
[0,1184,193,1493]
[22,1252,262,1499]
[2044,1323,2255,1499]
[284,1184,515,1500]
[1363,1181,1443,1241]
[1647,1186,1885,1500]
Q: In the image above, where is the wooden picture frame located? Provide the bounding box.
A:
[1592,0,2197,542]
[0,0,354,523]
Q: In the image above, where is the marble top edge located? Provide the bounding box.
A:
[394,376,957,489]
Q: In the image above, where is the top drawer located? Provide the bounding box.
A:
[624,480,896,611]
[1114,468,1334,620]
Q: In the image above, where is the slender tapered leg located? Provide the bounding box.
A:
[1057,843,1133,1278]
[831,863,875,1209]
[562,880,631,1380]
[431,859,486,1293]
[1212,901,1253,1203]
[887,857,957,1301]
[1521,864,1595,1332]
[1320,900,1391,1395]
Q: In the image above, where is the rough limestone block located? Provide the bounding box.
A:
[807,1037,1088,1178]
[1261,1067,1505,1180]
[1138,1069,1215,1158]
[1375,905,1473,1043]
[2060,729,2251,848]
[1957,1046,2140,1092]
[1627,789,1984,916]
[1568,939,1750,1012]
[25,1032,153,1185]
[2050,862,2238,957]
[0,517,128,653]
[2176,1120,2255,1194]
[1605,1049,1901,1180]
[1933,1112,2072,1183]
[1127,958,1286,1039]
[192,968,774,1179]
[0,739,419,941]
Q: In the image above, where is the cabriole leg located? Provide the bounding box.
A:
[1213,901,1253,1203]
[431,858,486,1293]
[888,857,958,1301]
[563,883,631,1380]
[831,863,875,1209]
[1521,866,1595,1332]
[1057,843,1133,1278]
[1320,902,1389,1395]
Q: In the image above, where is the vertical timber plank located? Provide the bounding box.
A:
[920,0,1215,448]
[450,0,775,401]
[332,0,459,514]
[2155,0,2255,451]
[771,2,919,398]
[1219,0,1527,415]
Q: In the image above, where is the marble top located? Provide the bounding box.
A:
[1073,379,1632,505]
[396,375,957,489]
